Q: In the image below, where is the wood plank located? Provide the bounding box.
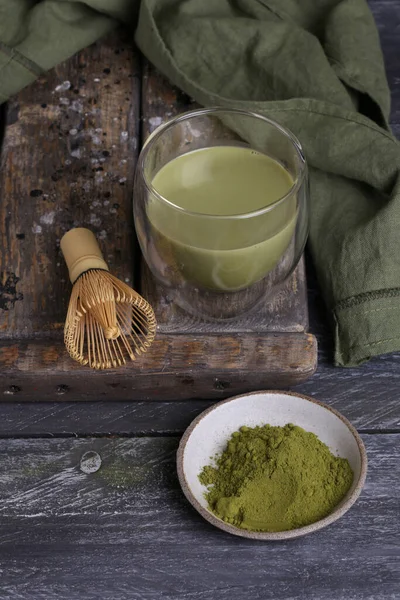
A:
[0,357,399,436]
[141,61,198,137]
[0,434,398,599]
[1,0,397,403]
[0,400,214,438]
[0,32,140,340]
[0,50,316,400]
[0,54,317,403]
[0,261,399,431]
[0,249,393,426]
[143,257,309,334]
[0,250,397,430]
[0,333,316,401]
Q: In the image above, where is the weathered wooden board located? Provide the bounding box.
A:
[0,367,399,437]
[1,257,399,431]
[0,434,398,599]
[0,256,395,427]
[0,2,399,600]
[0,33,140,338]
[142,261,309,334]
[0,272,399,430]
[0,333,316,401]
[0,37,317,400]
[1,0,399,402]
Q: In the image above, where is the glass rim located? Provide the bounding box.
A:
[138,107,307,220]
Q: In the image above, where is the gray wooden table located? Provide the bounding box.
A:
[0,1,399,599]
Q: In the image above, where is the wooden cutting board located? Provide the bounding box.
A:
[0,34,317,401]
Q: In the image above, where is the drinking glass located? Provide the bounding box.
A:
[133,108,309,320]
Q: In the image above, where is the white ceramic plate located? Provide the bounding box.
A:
[177,391,367,540]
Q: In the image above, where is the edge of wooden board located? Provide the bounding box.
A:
[0,333,317,401]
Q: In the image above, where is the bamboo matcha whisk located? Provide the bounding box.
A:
[60,228,156,369]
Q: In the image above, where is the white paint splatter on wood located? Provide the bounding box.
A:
[89,214,101,227]
[149,116,163,132]
[71,100,83,113]
[40,212,56,226]
[54,81,71,92]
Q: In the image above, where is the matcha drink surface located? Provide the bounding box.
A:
[152,145,293,215]
[149,146,296,291]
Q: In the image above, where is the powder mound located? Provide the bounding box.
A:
[199,423,354,532]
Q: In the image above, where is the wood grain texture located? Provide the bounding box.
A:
[0,48,317,399]
[0,258,396,430]
[0,333,316,401]
[1,258,400,433]
[0,434,398,600]
[0,4,399,599]
[0,366,399,436]
[0,32,140,340]
[141,60,198,139]
[142,258,309,334]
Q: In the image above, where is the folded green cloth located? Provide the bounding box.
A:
[1,0,399,366]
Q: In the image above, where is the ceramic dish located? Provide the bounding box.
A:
[177,391,367,540]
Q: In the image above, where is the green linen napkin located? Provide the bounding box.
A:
[1,0,399,366]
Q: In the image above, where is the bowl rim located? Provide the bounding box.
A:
[176,390,368,541]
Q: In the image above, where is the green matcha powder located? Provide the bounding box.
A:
[199,423,354,532]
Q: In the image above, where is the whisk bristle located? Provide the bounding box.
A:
[64,269,156,369]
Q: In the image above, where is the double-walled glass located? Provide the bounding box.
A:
[134,108,309,320]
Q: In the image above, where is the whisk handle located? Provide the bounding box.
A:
[60,228,109,283]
